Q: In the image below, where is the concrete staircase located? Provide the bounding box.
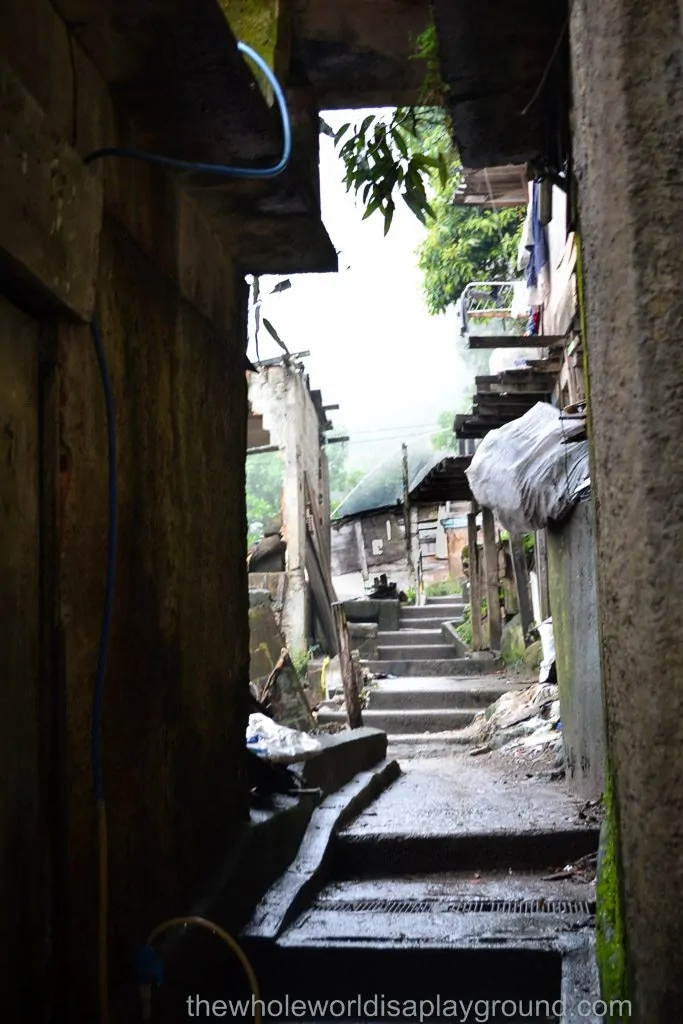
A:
[363,594,486,678]
[318,596,512,736]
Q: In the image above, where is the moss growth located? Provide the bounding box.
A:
[596,773,629,1017]
[219,0,279,98]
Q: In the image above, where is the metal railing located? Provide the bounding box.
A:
[457,281,525,337]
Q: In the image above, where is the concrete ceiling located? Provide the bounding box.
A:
[290,0,432,108]
[432,0,568,168]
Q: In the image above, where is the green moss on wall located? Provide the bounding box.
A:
[596,773,629,1016]
[219,0,279,99]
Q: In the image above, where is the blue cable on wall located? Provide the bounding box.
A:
[84,42,292,177]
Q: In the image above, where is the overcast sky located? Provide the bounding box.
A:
[246,110,474,470]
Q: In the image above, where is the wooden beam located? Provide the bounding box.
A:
[467,335,564,349]
[332,603,363,729]
[535,529,551,621]
[510,535,534,636]
[467,507,483,651]
[482,507,502,650]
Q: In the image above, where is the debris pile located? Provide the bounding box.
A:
[467,683,562,758]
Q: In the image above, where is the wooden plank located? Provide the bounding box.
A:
[510,536,534,635]
[306,535,338,655]
[332,603,363,729]
[467,335,564,349]
[354,520,369,581]
[535,529,551,621]
[467,507,483,651]
[481,507,502,650]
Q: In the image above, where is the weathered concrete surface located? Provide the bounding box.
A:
[548,503,605,800]
[342,754,596,843]
[244,759,401,940]
[571,1,683,1018]
[317,707,480,733]
[301,727,389,794]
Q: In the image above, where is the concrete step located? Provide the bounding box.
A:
[376,629,443,646]
[399,616,464,632]
[401,603,465,620]
[377,643,459,660]
[316,707,480,733]
[364,657,502,677]
[425,593,464,604]
[368,680,514,710]
[332,827,601,876]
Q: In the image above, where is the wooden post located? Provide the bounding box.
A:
[482,507,502,650]
[510,535,533,636]
[467,505,483,651]
[402,442,413,577]
[332,602,363,728]
[535,529,551,621]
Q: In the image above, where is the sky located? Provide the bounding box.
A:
[246,109,475,472]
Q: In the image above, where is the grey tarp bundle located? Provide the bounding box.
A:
[465,403,590,535]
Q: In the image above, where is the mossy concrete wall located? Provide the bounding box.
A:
[0,1,252,1018]
[571,0,683,1017]
[547,500,606,799]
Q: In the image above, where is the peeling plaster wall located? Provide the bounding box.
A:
[0,1,250,1018]
[249,365,324,652]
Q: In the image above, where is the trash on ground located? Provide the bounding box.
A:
[246,713,322,764]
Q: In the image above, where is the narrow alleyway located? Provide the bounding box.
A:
[157,600,600,1023]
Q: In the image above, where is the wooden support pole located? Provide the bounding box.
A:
[482,507,502,650]
[535,529,551,621]
[332,602,363,728]
[510,535,534,636]
[467,505,483,651]
[401,442,413,578]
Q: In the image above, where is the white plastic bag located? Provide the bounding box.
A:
[538,617,556,684]
[246,713,322,764]
[465,403,589,534]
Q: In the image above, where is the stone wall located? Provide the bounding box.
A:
[0,1,252,1018]
[547,501,606,800]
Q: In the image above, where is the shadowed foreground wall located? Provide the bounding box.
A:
[572,0,683,1018]
[0,0,251,1018]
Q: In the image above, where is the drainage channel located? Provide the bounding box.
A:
[313,897,595,915]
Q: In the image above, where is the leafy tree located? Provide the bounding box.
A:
[329,23,525,316]
[246,451,284,547]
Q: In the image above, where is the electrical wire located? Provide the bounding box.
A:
[84,43,291,178]
[141,918,261,1022]
[84,39,292,1024]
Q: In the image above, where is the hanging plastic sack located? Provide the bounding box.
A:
[466,403,590,534]
[246,713,322,764]
[538,617,556,684]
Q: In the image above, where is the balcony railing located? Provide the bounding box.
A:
[457,281,525,337]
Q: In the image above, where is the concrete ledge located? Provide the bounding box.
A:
[0,58,103,321]
[441,619,468,655]
[343,598,400,632]
[243,758,401,941]
[334,827,600,876]
[302,727,388,794]
[363,657,503,677]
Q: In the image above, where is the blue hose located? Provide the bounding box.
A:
[84,42,291,177]
[90,315,118,803]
